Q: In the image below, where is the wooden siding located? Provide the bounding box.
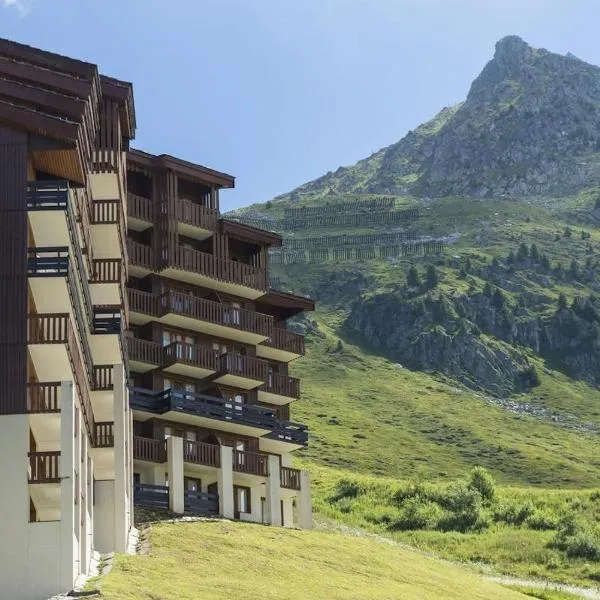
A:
[0,127,28,414]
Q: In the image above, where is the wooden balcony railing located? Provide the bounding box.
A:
[261,327,305,356]
[92,365,114,391]
[27,382,60,413]
[91,199,121,225]
[28,451,60,483]
[262,373,301,400]
[162,291,273,337]
[127,239,154,271]
[163,342,219,372]
[128,192,153,223]
[184,440,220,468]
[171,245,267,291]
[176,199,218,231]
[133,436,167,463]
[219,353,268,382]
[127,336,163,365]
[91,258,122,283]
[280,466,302,490]
[232,449,269,477]
[128,288,160,316]
[94,422,114,447]
[27,313,95,444]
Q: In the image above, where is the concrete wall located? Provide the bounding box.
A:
[94,480,116,553]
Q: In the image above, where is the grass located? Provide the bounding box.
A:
[305,461,600,587]
[506,586,585,599]
[96,520,533,600]
[291,319,600,487]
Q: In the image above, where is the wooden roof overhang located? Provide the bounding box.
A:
[127,148,235,188]
[100,75,136,141]
[220,218,282,247]
[256,289,315,319]
[0,38,102,184]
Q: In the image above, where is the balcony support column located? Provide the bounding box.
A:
[218,445,234,519]
[298,470,312,530]
[265,455,282,527]
[59,381,76,591]
[282,498,294,528]
[167,436,184,514]
[114,364,128,553]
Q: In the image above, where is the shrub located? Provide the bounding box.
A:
[389,496,444,531]
[468,467,496,503]
[492,500,536,526]
[330,479,361,502]
[526,508,559,531]
[564,532,600,560]
[437,483,487,532]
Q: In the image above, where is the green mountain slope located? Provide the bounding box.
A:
[97,520,535,600]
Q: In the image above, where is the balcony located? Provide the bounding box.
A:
[257,327,305,362]
[184,439,220,468]
[92,306,122,335]
[280,466,301,490]
[232,449,269,477]
[28,451,60,484]
[94,422,115,448]
[127,239,154,277]
[130,387,280,438]
[133,436,167,463]
[162,342,219,380]
[127,192,153,231]
[129,289,273,345]
[176,199,218,240]
[92,365,114,391]
[127,337,163,372]
[266,421,308,447]
[90,198,125,260]
[162,245,267,300]
[214,353,268,390]
[258,373,301,405]
[26,181,73,250]
[90,306,123,369]
[90,258,126,308]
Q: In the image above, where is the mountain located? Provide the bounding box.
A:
[273,35,600,199]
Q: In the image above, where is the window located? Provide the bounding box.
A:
[185,430,197,442]
[224,302,241,326]
[184,477,201,492]
[234,485,251,516]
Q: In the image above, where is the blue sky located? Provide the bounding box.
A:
[2,0,600,211]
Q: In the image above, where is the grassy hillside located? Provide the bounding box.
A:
[291,317,600,487]
[306,462,600,587]
[96,520,537,600]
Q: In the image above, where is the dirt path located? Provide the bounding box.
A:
[487,575,600,599]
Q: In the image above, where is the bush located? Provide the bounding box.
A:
[526,508,559,531]
[437,483,487,532]
[389,496,444,531]
[468,467,496,503]
[492,500,536,526]
[331,479,361,502]
[564,532,600,560]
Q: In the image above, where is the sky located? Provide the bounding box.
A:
[2,0,600,211]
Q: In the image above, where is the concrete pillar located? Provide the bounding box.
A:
[113,364,127,552]
[217,446,234,519]
[298,470,312,530]
[167,436,184,514]
[87,455,94,569]
[80,431,89,574]
[282,498,294,528]
[151,464,166,486]
[128,405,134,528]
[280,453,292,467]
[59,381,76,591]
[265,455,281,527]
[248,485,263,524]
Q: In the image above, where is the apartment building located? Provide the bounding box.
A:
[0,40,134,598]
[125,149,314,528]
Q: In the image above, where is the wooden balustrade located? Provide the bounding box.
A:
[133,436,167,463]
[92,365,113,391]
[176,199,218,231]
[280,466,302,490]
[127,239,153,270]
[164,342,219,371]
[94,422,114,447]
[171,245,267,291]
[91,199,120,224]
[127,192,153,222]
[127,337,163,365]
[164,291,273,336]
[27,382,60,413]
[92,258,122,283]
[262,327,305,356]
[27,313,69,344]
[128,288,160,316]
[28,451,60,483]
[232,449,269,477]
[184,440,220,467]
[220,353,268,382]
[263,373,300,399]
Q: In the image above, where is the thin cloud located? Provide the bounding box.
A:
[0,0,32,16]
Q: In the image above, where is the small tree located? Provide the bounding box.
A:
[506,250,516,265]
[483,282,493,297]
[558,293,568,310]
[540,254,551,270]
[468,467,496,503]
[492,289,506,310]
[530,243,540,260]
[569,258,580,280]
[564,227,572,238]
[426,265,439,288]
[517,242,529,261]
[407,265,421,287]
[465,257,473,273]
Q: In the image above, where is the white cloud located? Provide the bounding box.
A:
[0,0,32,16]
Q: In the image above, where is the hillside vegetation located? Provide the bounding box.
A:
[96,520,537,600]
